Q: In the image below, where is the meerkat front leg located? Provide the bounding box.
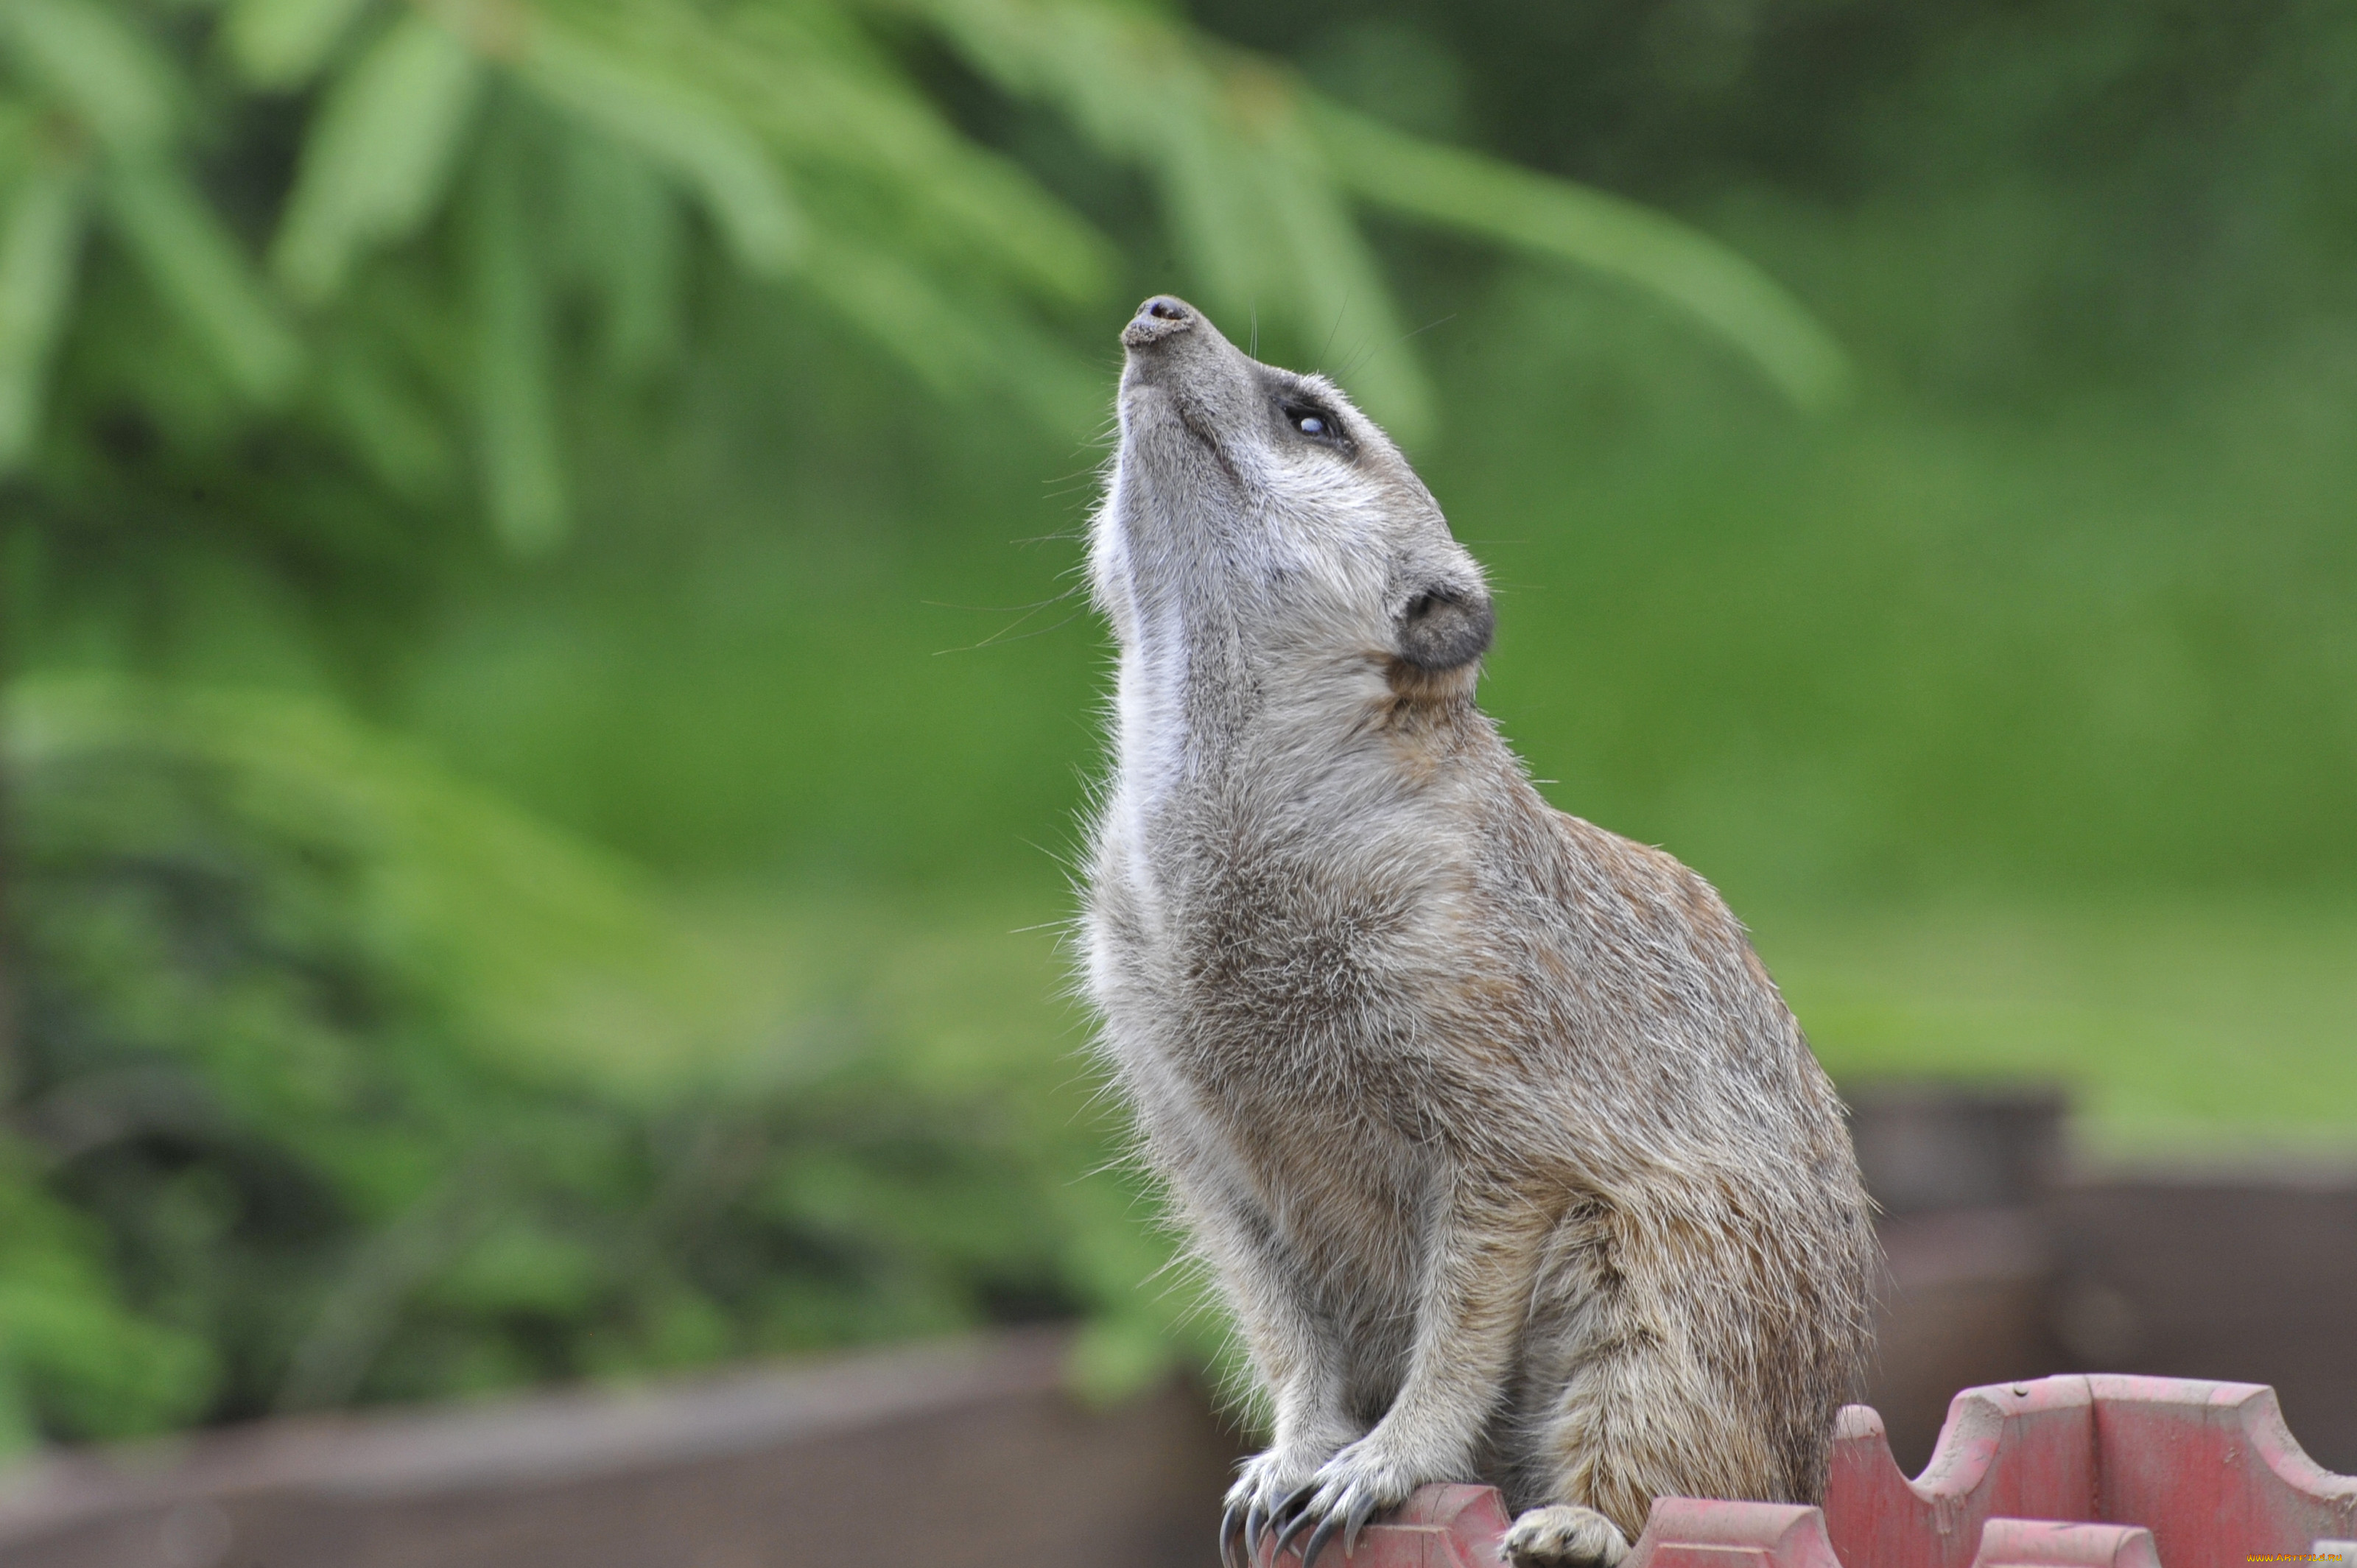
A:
[1181,1188,1363,1567]
[1123,1081,1363,1561]
[1278,1178,1556,1568]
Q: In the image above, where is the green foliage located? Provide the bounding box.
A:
[0,0,1830,581]
[0,1142,217,1448]
[1755,901,2357,1159]
[1,675,1198,1448]
[1306,102,1848,410]
[376,241,2357,900]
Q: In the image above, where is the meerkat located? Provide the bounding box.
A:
[1078,297,1878,1568]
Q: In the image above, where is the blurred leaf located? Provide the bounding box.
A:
[553,131,683,375]
[222,0,376,88]
[272,12,484,303]
[0,0,172,154]
[899,0,1441,432]
[4,675,1141,1426]
[899,0,1851,426]
[1243,89,1428,440]
[466,121,566,555]
[797,227,1100,427]
[716,2,1111,306]
[317,330,457,497]
[518,25,801,275]
[0,155,82,468]
[0,1139,218,1446]
[0,0,1844,570]
[102,160,302,401]
[7,675,776,1097]
[1307,101,1852,412]
[276,1150,502,1411]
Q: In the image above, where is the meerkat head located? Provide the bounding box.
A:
[1094,296,1494,704]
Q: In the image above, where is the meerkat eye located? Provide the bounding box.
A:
[1282,401,1346,444]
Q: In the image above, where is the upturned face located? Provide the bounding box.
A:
[1093,296,1494,695]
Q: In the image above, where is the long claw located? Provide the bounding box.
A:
[1342,1491,1379,1558]
[1245,1500,1266,1566]
[1221,1500,1246,1568]
[1271,1497,1321,1564]
[1301,1508,1345,1568]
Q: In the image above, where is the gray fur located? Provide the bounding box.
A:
[1079,297,1877,1568]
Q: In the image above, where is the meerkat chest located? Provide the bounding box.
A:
[1129,822,1486,1090]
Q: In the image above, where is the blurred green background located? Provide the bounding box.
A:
[0,0,2351,1458]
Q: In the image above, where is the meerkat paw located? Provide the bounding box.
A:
[1260,1435,1428,1568]
[1503,1505,1632,1568]
[1222,1443,1342,1568]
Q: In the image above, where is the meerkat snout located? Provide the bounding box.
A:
[1123,295,1196,350]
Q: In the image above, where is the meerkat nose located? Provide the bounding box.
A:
[1123,295,1197,351]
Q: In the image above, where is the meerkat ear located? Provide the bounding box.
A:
[1397,586,1495,672]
